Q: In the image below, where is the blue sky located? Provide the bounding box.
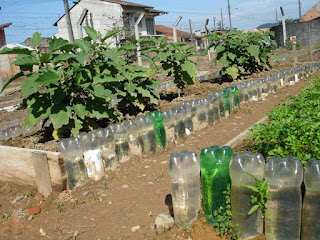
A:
[0,0,319,44]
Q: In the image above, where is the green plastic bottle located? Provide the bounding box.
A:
[200,145,232,224]
[223,89,231,117]
[153,111,166,148]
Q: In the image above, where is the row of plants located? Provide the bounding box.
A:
[0,27,197,139]
[247,74,320,166]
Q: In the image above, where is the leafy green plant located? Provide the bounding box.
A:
[249,74,320,166]
[25,187,38,198]
[0,27,160,138]
[213,184,240,240]
[206,31,277,80]
[286,38,301,50]
[141,37,197,90]
[243,173,270,218]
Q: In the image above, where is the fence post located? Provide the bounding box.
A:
[173,16,182,43]
[135,13,145,66]
[280,7,287,47]
[308,21,314,61]
[205,18,211,61]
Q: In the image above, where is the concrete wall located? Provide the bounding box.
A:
[55,0,155,45]
[270,18,320,47]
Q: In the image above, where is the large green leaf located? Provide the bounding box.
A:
[215,45,226,54]
[101,29,121,42]
[226,65,240,79]
[35,70,60,86]
[31,32,42,48]
[73,104,86,119]
[50,104,71,129]
[182,60,196,77]
[75,39,91,52]
[247,45,260,59]
[91,85,115,99]
[125,82,137,93]
[83,26,99,41]
[13,55,40,66]
[0,47,32,55]
[49,37,70,52]
[53,53,73,64]
[21,73,40,96]
[1,72,24,93]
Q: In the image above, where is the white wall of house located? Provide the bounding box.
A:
[55,0,156,45]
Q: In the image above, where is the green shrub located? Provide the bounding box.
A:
[206,31,277,80]
[141,37,197,90]
[0,27,160,138]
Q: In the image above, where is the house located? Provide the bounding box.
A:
[155,25,198,43]
[24,37,51,53]
[54,0,167,44]
[0,22,12,48]
[300,1,320,22]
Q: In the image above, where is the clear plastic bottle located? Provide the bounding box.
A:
[114,123,130,162]
[7,125,23,138]
[201,146,232,224]
[174,106,186,140]
[206,95,215,126]
[168,151,201,227]
[81,131,105,181]
[138,115,157,154]
[0,129,10,141]
[181,102,194,135]
[58,138,88,189]
[217,91,226,118]
[195,99,209,130]
[123,120,143,156]
[265,157,303,240]
[301,159,320,240]
[230,152,265,239]
[163,110,176,145]
[95,128,117,171]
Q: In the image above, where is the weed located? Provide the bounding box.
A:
[243,173,270,218]
[25,187,38,198]
[56,203,63,213]
[1,212,11,221]
[213,184,240,239]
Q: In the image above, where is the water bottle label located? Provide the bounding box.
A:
[83,149,103,180]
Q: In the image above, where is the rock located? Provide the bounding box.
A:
[131,225,140,232]
[27,215,33,221]
[39,228,46,236]
[58,190,72,202]
[33,193,44,202]
[28,205,41,215]
[11,196,23,204]
[82,191,89,196]
[155,213,174,233]
[122,185,128,189]
[11,208,27,219]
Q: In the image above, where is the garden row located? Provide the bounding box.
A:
[245,73,320,166]
[46,63,320,190]
[169,147,318,240]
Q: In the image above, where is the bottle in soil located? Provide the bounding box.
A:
[168,151,201,227]
[95,127,117,171]
[230,86,240,109]
[217,91,226,118]
[78,132,105,181]
[181,102,194,135]
[195,99,209,130]
[200,146,232,224]
[114,123,130,163]
[58,138,88,189]
[222,89,231,117]
[229,152,265,239]
[139,115,157,154]
[174,107,186,140]
[123,120,143,156]
[163,110,176,145]
[301,159,320,240]
[206,95,215,126]
[152,111,166,148]
[265,156,303,240]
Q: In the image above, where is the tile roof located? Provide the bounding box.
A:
[300,2,320,22]
[155,25,200,39]
[0,22,12,29]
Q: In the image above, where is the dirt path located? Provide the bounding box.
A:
[0,76,314,240]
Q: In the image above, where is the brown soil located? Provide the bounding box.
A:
[0,75,311,240]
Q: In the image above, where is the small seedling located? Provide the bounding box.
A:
[213,184,241,240]
[25,187,38,198]
[56,203,63,213]
[243,173,270,218]
[1,212,11,221]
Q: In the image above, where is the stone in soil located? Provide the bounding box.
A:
[131,225,140,232]
[28,205,41,215]
[155,213,175,233]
